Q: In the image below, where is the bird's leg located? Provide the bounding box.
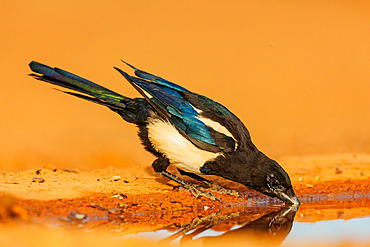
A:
[152,157,220,201]
[161,171,221,202]
[177,169,245,199]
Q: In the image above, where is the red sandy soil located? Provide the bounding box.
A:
[0,153,369,246]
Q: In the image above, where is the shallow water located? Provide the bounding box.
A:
[284,217,370,246]
[34,191,370,246]
[122,217,370,246]
[112,196,370,246]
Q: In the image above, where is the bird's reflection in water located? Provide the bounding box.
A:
[164,205,298,246]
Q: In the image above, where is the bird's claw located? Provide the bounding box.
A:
[206,182,245,200]
[174,185,221,202]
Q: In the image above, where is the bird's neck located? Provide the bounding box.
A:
[203,150,264,186]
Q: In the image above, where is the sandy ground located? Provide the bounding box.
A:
[0,153,369,247]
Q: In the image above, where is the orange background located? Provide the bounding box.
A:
[1,1,369,172]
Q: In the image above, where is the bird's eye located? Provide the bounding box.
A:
[267,175,282,191]
[271,179,280,187]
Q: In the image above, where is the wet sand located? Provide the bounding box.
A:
[0,153,369,246]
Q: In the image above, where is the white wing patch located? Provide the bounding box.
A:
[138,86,152,99]
[190,104,202,114]
[190,104,238,149]
[198,117,235,138]
[147,118,221,174]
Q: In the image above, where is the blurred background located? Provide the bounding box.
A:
[1,0,369,172]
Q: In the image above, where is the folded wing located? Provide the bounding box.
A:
[115,62,237,153]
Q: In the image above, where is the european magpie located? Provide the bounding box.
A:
[29,61,300,204]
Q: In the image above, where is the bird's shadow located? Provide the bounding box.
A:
[162,204,298,246]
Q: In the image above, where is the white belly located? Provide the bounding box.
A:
[147,118,221,174]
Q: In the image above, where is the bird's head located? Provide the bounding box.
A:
[248,154,300,205]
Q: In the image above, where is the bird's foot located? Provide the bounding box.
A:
[204,181,245,200]
[159,170,221,201]
[173,185,221,202]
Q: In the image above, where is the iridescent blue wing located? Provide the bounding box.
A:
[115,62,236,153]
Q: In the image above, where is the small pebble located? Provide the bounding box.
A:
[61,168,78,173]
[90,203,106,211]
[110,176,121,182]
[74,213,86,220]
[32,177,45,183]
[108,208,123,214]
[68,212,86,220]
[203,206,210,210]
[35,170,41,175]
[118,203,128,209]
[58,216,71,222]
[305,184,314,188]
[335,167,343,174]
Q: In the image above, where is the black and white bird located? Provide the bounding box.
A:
[29,60,300,204]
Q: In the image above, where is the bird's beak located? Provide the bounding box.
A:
[277,187,301,205]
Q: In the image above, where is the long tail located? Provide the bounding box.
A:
[29,61,140,123]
